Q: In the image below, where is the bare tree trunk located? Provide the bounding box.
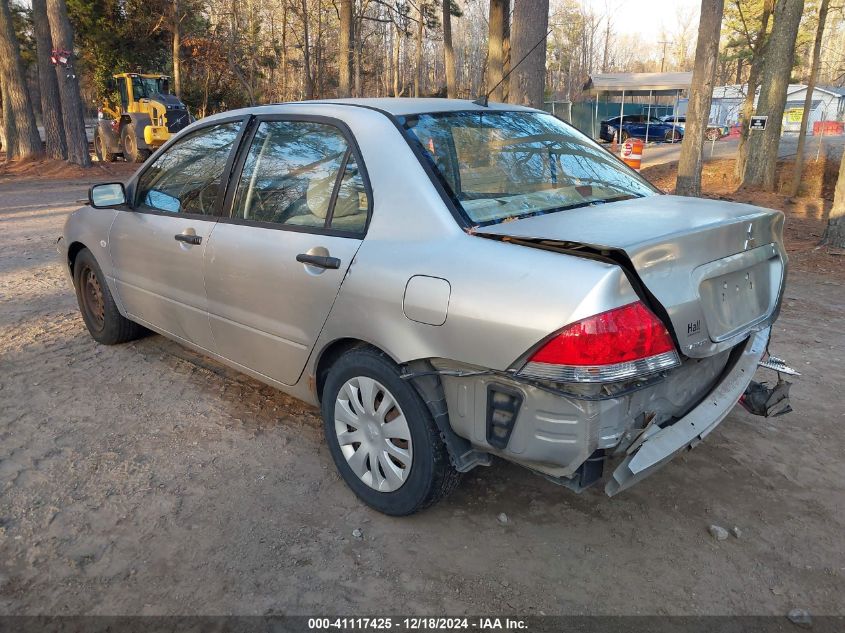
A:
[383,22,391,96]
[31,0,66,160]
[508,0,548,108]
[281,0,288,101]
[353,14,362,97]
[0,0,43,160]
[443,0,457,98]
[502,7,510,101]
[338,0,353,97]
[676,0,725,197]
[392,23,401,96]
[601,17,610,73]
[487,0,507,101]
[414,3,424,97]
[46,0,90,166]
[788,0,829,197]
[742,0,804,190]
[822,148,845,247]
[228,4,256,104]
[1,75,18,160]
[172,0,182,98]
[735,0,774,180]
[301,0,314,99]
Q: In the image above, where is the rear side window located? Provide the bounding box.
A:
[135,121,241,216]
[232,120,369,233]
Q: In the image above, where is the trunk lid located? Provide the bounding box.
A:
[476,195,786,358]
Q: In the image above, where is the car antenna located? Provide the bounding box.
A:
[472,27,553,107]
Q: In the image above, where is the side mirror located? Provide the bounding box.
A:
[90,183,127,208]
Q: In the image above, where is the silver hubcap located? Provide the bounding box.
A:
[334,376,412,492]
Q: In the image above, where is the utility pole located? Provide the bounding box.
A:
[659,40,671,72]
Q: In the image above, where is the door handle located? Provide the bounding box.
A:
[174,233,202,245]
[296,253,341,269]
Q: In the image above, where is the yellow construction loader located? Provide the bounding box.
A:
[94,73,192,163]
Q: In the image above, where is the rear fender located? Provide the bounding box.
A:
[474,233,679,350]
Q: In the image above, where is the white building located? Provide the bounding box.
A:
[705,84,845,132]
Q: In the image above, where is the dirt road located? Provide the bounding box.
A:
[1,171,844,616]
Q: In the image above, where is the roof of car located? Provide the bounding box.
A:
[307,98,537,116]
[199,98,539,124]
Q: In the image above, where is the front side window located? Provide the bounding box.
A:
[403,110,657,226]
[135,121,241,216]
[232,120,368,233]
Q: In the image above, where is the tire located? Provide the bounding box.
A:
[94,130,117,163]
[73,248,146,345]
[664,129,681,143]
[321,347,461,516]
[121,124,150,163]
[620,130,630,142]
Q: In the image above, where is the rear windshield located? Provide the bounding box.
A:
[401,110,657,227]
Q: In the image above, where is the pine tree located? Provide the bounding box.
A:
[741,0,804,190]
[676,0,725,197]
[0,0,44,160]
[46,0,90,166]
[32,0,67,160]
[508,0,549,108]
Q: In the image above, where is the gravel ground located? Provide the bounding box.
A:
[1,174,844,616]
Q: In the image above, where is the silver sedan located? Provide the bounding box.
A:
[59,99,791,515]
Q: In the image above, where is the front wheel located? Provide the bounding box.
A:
[321,347,461,515]
[73,248,146,345]
[619,130,630,142]
[121,124,151,163]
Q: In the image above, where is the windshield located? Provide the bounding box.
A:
[402,110,657,226]
[132,76,166,99]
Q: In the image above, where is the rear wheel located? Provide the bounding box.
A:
[94,130,117,162]
[321,347,460,515]
[121,124,151,163]
[73,248,146,345]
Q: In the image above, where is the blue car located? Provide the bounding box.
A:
[599,114,683,143]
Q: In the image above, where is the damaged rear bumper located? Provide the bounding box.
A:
[605,327,770,496]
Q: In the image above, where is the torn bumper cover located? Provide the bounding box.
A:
[605,327,770,496]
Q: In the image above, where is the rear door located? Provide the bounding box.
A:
[109,118,246,349]
[204,116,371,385]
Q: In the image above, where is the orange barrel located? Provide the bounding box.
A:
[621,138,643,171]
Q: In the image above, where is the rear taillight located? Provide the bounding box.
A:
[518,301,680,383]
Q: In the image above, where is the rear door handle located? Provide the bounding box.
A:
[296,254,341,269]
[175,233,202,245]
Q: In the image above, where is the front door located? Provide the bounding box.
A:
[204,118,371,385]
[109,119,245,350]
